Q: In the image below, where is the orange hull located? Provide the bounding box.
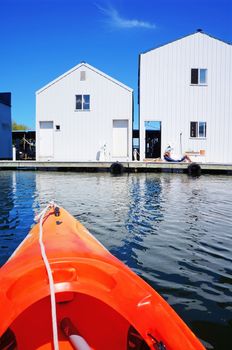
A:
[0,207,205,350]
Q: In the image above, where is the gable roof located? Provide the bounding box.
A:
[36,62,133,94]
[141,30,232,55]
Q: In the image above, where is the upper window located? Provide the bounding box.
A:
[75,95,90,111]
[191,69,207,85]
[190,121,207,138]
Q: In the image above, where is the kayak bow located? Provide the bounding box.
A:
[0,205,205,350]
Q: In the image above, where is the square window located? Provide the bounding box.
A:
[75,94,90,110]
[190,121,206,138]
[56,125,60,131]
[191,68,207,85]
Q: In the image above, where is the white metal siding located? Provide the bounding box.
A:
[36,64,133,162]
[140,33,232,163]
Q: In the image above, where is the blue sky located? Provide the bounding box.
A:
[0,0,231,129]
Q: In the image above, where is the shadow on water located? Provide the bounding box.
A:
[0,171,231,349]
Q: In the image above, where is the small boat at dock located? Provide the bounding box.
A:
[0,204,205,350]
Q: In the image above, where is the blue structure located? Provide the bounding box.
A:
[0,93,12,160]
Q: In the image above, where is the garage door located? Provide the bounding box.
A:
[112,120,128,158]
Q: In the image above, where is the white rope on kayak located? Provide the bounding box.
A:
[37,202,59,350]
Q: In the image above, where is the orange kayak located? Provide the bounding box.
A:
[0,206,205,350]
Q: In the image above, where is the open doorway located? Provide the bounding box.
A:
[145,121,161,159]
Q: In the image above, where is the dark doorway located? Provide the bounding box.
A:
[12,130,36,160]
[145,121,161,159]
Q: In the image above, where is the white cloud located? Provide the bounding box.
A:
[97,4,156,29]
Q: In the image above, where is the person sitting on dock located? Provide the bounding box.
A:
[164,145,192,163]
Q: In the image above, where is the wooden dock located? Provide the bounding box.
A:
[0,160,232,175]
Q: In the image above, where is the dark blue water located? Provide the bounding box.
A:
[0,171,231,349]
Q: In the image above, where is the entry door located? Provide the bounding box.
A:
[112,120,128,157]
[39,121,54,158]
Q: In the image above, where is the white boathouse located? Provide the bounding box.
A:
[139,30,232,163]
[0,93,12,160]
[36,62,133,162]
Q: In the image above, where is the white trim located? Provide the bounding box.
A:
[74,110,91,112]
[190,84,208,87]
[189,137,207,140]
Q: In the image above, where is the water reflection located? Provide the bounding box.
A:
[0,172,36,264]
[111,175,164,271]
[0,172,15,264]
[0,171,231,349]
